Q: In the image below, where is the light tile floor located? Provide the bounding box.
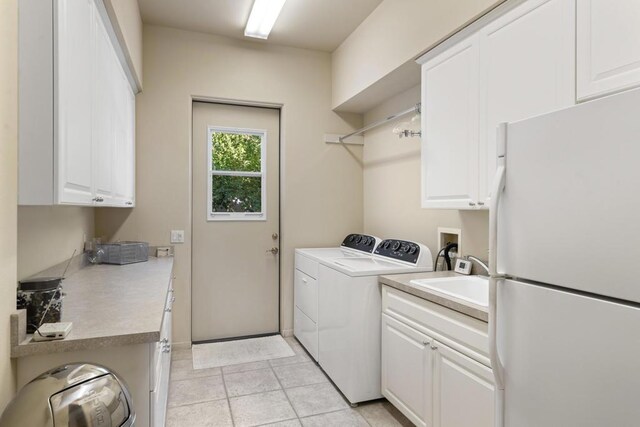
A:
[167,337,414,427]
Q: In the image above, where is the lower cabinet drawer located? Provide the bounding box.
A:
[294,269,317,322]
[382,285,489,366]
[294,306,318,361]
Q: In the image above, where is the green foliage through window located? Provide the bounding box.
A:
[210,131,263,214]
[212,132,261,172]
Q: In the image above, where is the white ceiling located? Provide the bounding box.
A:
[138,0,383,52]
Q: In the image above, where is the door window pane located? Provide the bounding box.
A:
[212,175,262,213]
[207,127,266,221]
[212,132,261,172]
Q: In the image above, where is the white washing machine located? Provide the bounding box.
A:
[318,239,433,405]
[294,234,382,361]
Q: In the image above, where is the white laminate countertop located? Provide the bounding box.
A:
[11,257,174,358]
[379,271,489,322]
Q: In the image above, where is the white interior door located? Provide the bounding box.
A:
[192,102,280,342]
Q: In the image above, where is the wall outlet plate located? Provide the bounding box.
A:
[170,230,184,244]
[454,258,473,275]
[156,247,171,257]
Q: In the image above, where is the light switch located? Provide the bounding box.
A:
[170,230,185,244]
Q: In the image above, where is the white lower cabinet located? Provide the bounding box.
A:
[382,314,433,427]
[381,286,494,427]
[433,341,495,427]
[151,284,173,427]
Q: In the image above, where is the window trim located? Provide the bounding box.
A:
[207,126,267,221]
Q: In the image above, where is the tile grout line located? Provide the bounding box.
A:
[220,368,236,427]
[270,364,303,424]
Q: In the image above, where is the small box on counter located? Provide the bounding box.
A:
[97,242,149,265]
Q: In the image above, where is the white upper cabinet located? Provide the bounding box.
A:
[577,0,640,101]
[421,35,480,209]
[478,0,575,203]
[93,8,116,205]
[419,0,576,210]
[19,0,136,207]
[56,0,95,205]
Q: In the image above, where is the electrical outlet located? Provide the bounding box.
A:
[170,230,184,244]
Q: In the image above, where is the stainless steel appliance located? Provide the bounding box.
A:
[0,363,135,427]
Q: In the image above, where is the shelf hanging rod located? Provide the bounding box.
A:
[339,103,421,143]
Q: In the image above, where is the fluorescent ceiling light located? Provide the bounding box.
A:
[244,0,286,40]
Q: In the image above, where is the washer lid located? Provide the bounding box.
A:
[328,257,431,276]
[295,247,370,263]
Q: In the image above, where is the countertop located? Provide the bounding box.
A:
[379,271,489,322]
[11,257,174,358]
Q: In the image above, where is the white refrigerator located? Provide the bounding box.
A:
[489,87,640,427]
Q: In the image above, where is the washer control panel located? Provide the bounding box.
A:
[341,234,378,253]
[374,239,420,264]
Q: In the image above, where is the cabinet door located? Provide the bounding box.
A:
[111,61,135,207]
[92,10,115,205]
[479,0,575,204]
[433,341,495,427]
[577,0,640,101]
[381,314,433,427]
[123,80,136,206]
[55,0,95,205]
[421,34,480,209]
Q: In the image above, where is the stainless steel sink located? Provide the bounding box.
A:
[410,275,489,306]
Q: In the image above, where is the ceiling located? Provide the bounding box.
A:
[138,0,383,52]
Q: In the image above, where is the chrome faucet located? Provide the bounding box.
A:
[465,255,489,275]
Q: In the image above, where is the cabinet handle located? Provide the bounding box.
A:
[468,202,476,207]
[171,296,176,303]
[430,345,438,350]
[160,338,168,345]
[125,201,133,206]
[162,343,171,353]
[302,278,308,284]
[422,340,430,346]
[165,307,172,313]
[477,201,485,206]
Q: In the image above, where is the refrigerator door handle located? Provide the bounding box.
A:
[489,123,507,427]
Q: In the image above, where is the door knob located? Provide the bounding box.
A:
[267,247,279,255]
[272,233,279,240]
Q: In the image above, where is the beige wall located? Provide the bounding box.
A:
[332,0,502,111]
[363,85,489,265]
[0,0,18,409]
[95,25,364,345]
[17,207,95,280]
[104,0,144,89]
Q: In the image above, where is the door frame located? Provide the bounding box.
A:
[189,96,283,343]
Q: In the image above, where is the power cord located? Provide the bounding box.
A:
[434,247,446,272]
